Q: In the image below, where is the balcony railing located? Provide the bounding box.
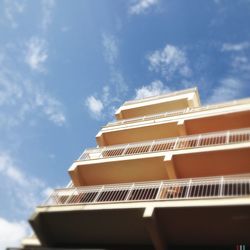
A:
[78,128,250,161]
[43,175,250,207]
[123,88,197,106]
[108,98,250,127]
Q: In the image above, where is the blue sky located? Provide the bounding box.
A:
[0,0,250,248]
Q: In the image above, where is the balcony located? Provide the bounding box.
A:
[82,128,250,161]
[30,176,250,248]
[108,98,250,128]
[123,88,199,106]
[97,98,250,146]
[70,129,250,187]
[44,175,250,207]
[115,88,200,120]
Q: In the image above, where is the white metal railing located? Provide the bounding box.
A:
[78,128,250,161]
[43,175,250,207]
[123,88,197,106]
[108,108,188,127]
[108,98,250,127]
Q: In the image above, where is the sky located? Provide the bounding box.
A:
[0,0,250,248]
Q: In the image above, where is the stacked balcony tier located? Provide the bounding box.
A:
[29,175,250,248]
[69,128,250,187]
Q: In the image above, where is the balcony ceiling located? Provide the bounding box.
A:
[98,110,250,147]
[72,156,167,186]
[174,147,250,178]
[30,203,250,248]
[186,110,250,135]
[70,146,250,187]
[118,99,190,120]
[99,122,179,146]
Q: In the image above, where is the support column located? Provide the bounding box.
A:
[68,165,83,186]
[96,131,106,147]
[187,96,195,108]
[143,206,167,250]
[164,153,177,179]
[115,110,123,120]
[29,212,49,247]
[177,120,187,136]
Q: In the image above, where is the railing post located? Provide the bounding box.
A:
[78,150,87,161]
[185,179,192,198]
[100,147,106,158]
[155,181,164,200]
[185,107,190,114]
[148,140,155,152]
[122,144,130,155]
[93,186,105,203]
[125,183,135,201]
[173,138,180,149]
[219,177,224,197]
[196,135,202,147]
[226,131,230,144]
[43,192,56,206]
[64,188,77,205]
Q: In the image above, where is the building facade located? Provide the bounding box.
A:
[21,88,250,249]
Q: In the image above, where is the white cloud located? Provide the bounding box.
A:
[207,77,243,104]
[221,42,250,52]
[0,152,26,186]
[86,33,129,120]
[0,217,29,250]
[41,187,53,198]
[85,69,129,120]
[25,37,48,72]
[4,0,26,28]
[0,54,66,127]
[129,0,159,15]
[110,69,129,99]
[135,80,171,99]
[0,152,52,213]
[41,0,55,31]
[102,33,119,65]
[85,96,104,119]
[231,56,250,73]
[147,44,192,80]
[61,26,70,32]
[35,90,66,126]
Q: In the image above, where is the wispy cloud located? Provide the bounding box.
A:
[0,155,26,186]
[0,217,29,250]
[24,37,48,72]
[0,47,66,127]
[222,42,250,76]
[109,69,129,99]
[3,0,26,28]
[231,55,250,73]
[102,33,119,65]
[0,151,53,248]
[206,41,250,104]
[34,88,66,126]
[129,0,159,15]
[221,42,250,52]
[61,26,70,33]
[41,0,55,31]
[147,44,192,80]
[207,77,243,104]
[85,96,104,120]
[0,151,51,212]
[134,80,171,99]
[86,33,128,120]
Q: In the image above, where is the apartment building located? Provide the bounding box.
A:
[21,88,250,250]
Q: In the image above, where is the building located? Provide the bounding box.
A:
[21,87,250,250]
